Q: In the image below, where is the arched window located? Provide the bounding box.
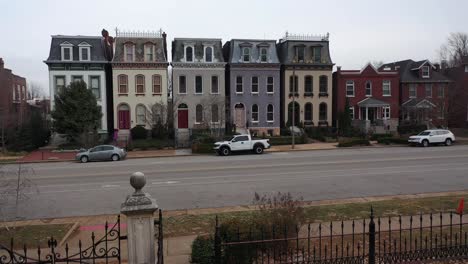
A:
[136,104,146,125]
[304,76,313,94]
[289,75,298,93]
[319,75,328,94]
[260,48,268,62]
[186,46,193,62]
[305,103,313,122]
[365,81,372,96]
[195,104,203,123]
[242,48,250,62]
[205,47,213,62]
[152,75,161,94]
[118,74,128,94]
[267,104,274,122]
[251,104,259,122]
[211,104,219,123]
[319,103,327,121]
[135,75,145,94]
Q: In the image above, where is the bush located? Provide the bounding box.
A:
[129,139,172,150]
[337,138,370,147]
[267,136,306,146]
[190,235,214,264]
[377,137,408,145]
[370,133,393,141]
[151,121,169,139]
[192,135,216,154]
[131,126,148,140]
[305,127,336,142]
[398,124,427,135]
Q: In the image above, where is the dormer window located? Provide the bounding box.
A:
[78,42,91,61]
[125,43,135,62]
[185,46,194,62]
[312,47,322,63]
[296,46,305,62]
[242,48,251,62]
[205,46,213,62]
[422,66,430,78]
[60,42,73,61]
[145,44,154,61]
[260,48,268,62]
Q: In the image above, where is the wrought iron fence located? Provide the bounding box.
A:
[214,209,468,264]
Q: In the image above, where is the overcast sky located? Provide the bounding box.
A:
[1,0,467,95]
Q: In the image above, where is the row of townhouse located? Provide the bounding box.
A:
[44,29,468,144]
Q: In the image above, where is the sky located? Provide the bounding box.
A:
[1,0,467,96]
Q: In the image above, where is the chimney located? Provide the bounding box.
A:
[441,60,448,70]
[337,66,341,73]
[0,58,4,69]
[162,32,168,61]
[434,63,440,72]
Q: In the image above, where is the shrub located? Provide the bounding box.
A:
[398,124,427,135]
[192,135,216,154]
[370,133,393,141]
[131,125,148,140]
[190,235,214,264]
[337,139,370,147]
[129,139,172,150]
[377,137,408,145]
[151,121,169,139]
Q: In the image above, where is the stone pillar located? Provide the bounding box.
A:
[121,172,158,264]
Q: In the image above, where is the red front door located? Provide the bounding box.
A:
[118,110,130,129]
[178,109,188,129]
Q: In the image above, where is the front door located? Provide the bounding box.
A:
[118,110,130,129]
[234,104,245,128]
[178,109,188,129]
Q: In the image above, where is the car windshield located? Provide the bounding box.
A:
[418,132,431,136]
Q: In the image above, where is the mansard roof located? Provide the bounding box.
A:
[225,39,280,65]
[171,38,224,63]
[276,32,333,66]
[112,31,167,63]
[380,59,451,83]
[45,35,109,63]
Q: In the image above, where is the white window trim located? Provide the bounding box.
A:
[210,75,219,94]
[251,76,259,94]
[236,76,243,94]
[346,81,355,97]
[78,46,91,61]
[242,47,251,62]
[178,75,187,95]
[136,104,147,125]
[266,104,274,123]
[350,106,355,120]
[211,105,220,124]
[409,84,417,98]
[383,106,391,120]
[124,44,135,62]
[195,76,203,95]
[251,105,259,123]
[184,45,195,62]
[90,75,101,100]
[422,66,430,78]
[365,81,372,97]
[61,44,73,61]
[382,80,391,97]
[195,105,203,124]
[260,47,268,63]
[267,77,274,94]
[204,45,214,63]
[144,44,155,62]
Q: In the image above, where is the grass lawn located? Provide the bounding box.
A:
[163,194,467,237]
[0,224,73,249]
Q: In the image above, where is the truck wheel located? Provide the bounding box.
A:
[220,147,230,156]
[254,145,264,154]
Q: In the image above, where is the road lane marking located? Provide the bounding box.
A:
[101,184,120,188]
[152,181,180,185]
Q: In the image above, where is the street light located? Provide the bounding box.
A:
[292,63,296,149]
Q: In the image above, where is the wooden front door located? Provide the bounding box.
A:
[234,105,245,128]
[118,110,130,129]
[178,109,188,129]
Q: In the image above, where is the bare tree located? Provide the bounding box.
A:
[371,60,385,68]
[27,81,45,100]
[439,32,468,67]
[198,95,226,139]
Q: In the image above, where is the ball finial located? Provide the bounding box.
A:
[130,172,146,194]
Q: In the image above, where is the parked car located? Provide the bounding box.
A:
[214,134,270,156]
[76,145,127,163]
[408,129,455,147]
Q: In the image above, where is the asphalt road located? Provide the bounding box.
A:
[1,145,468,221]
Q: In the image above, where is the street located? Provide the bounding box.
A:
[1,145,468,221]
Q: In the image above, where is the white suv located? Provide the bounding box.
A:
[408,129,456,147]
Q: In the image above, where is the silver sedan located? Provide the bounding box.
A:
[75,145,127,163]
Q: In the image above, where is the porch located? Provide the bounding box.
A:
[353,98,398,133]
[401,98,437,126]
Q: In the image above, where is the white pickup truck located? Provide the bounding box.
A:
[213,134,271,156]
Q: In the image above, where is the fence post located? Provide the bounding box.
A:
[121,172,158,264]
[214,215,221,264]
[368,207,376,264]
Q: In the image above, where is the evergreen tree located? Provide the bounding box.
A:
[51,81,102,144]
[338,98,353,136]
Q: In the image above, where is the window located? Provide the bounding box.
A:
[409,84,417,98]
[349,107,355,120]
[145,44,154,61]
[382,80,391,96]
[438,85,445,98]
[319,76,328,94]
[186,46,193,62]
[90,76,100,99]
[179,76,187,94]
[242,48,250,62]
[13,85,19,101]
[251,76,259,93]
[125,44,134,62]
[346,80,354,97]
[365,81,372,96]
[196,104,203,123]
[236,76,243,93]
[195,76,203,94]
[251,104,259,122]
[319,103,327,121]
[296,46,305,62]
[80,47,90,61]
[422,66,430,78]
[152,75,161,94]
[118,75,128,94]
[289,75,298,93]
[267,77,274,93]
[304,103,313,122]
[304,76,313,94]
[135,75,145,94]
[136,105,146,125]
[465,65,468,72]
[260,48,268,62]
[205,47,213,62]
[62,47,72,61]
[211,104,219,123]
[236,136,249,142]
[425,84,432,98]
[72,76,83,82]
[267,104,274,122]
[383,106,391,119]
[438,104,444,119]
[313,47,322,62]
[211,76,219,94]
[55,76,65,93]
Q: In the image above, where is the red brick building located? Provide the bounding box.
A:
[333,63,400,133]
[444,56,468,128]
[380,60,451,128]
[0,58,28,132]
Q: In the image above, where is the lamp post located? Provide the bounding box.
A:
[292,64,296,149]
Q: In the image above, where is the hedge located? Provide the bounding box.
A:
[337,139,371,147]
[266,135,307,145]
[190,236,214,264]
[377,137,408,145]
[130,125,149,140]
[128,139,173,150]
[370,133,393,141]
